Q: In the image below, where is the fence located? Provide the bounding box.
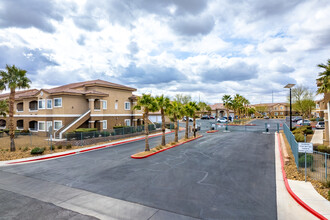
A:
[283,123,330,183]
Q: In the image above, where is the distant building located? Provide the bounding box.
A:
[251,102,292,117]
[208,103,234,118]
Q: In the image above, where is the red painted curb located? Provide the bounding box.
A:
[5,130,177,165]
[277,133,327,220]
[131,135,203,159]
[206,130,219,133]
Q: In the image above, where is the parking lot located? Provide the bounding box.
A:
[0,121,278,220]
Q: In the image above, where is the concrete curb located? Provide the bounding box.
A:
[2,130,177,166]
[277,132,327,220]
[131,135,203,159]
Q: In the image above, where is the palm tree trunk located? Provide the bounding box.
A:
[185,116,189,139]
[226,109,229,121]
[174,115,178,143]
[144,111,150,151]
[193,116,196,138]
[161,108,166,146]
[9,88,15,152]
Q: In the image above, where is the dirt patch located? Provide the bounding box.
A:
[280,131,330,200]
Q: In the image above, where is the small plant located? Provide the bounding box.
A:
[298,154,313,167]
[294,133,305,142]
[31,147,45,155]
[324,180,330,188]
[22,146,29,152]
[49,145,55,151]
[328,190,330,201]
[66,144,72,149]
[57,145,63,149]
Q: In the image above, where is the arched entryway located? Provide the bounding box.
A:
[0,119,6,129]
[29,121,37,131]
[17,120,24,130]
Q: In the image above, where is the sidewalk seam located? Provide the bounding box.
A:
[276,132,327,220]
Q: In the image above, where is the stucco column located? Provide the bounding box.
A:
[89,121,95,128]
[88,99,95,113]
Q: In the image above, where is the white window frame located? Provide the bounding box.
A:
[124,102,130,110]
[115,101,118,110]
[124,119,131,126]
[274,112,278,116]
[38,99,45,109]
[102,100,107,110]
[54,120,62,130]
[46,121,52,132]
[280,112,284,115]
[54,98,62,108]
[46,99,52,109]
[38,121,45,131]
[103,120,107,129]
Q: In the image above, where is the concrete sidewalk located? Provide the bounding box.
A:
[311,129,323,145]
[275,134,317,220]
[288,180,330,219]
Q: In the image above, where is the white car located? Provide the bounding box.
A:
[316,121,325,129]
[217,118,227,123]
[297,119,311,126]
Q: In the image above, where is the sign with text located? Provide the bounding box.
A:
[298,143,313,153]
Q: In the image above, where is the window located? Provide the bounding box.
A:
[54,98,62,107]
[124,119,131,126]
[280,112,284,115]
[274,107,277,110]
[274,112,278,116]
[115,100,118,110]
[54,121,62,130]
[47,99,52,109]
[125,102,130,110]
[316,104,319,109]
[280,106,283,110]
[46,121,52,132]
[38,99,45,109]
[102,100,107,109]
[103,120,107,129]
[38,121,45,131]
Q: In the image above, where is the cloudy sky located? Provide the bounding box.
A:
[0,0,329,104]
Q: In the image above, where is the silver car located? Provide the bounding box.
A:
[316,121,325,129]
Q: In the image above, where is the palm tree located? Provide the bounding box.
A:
[166,101,183,142]
[222,95,232,120]
[155,95,171,146]
[188,101,200,138]
[316,59,330,94]
[133,94,159,151]
[0,65,31,151]
[0,100,8,117]
[183,103,194,139]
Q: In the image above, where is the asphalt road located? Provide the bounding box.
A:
[0,125,277,220]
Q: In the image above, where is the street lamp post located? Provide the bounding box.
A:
[284,84,295,131]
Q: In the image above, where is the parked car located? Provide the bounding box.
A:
[209,115,215,119]
[297,119,311,126]
[222,116,233,121]
[316,121,325,129]
[264,116,269,119]
[217,118,227,123]
[201,115,210,119]
[183,116,193,122]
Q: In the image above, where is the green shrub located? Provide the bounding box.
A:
[298,154,313,167]
[74,128,97,133]
[324,180,330,188]
[305,129,313,135]
[49,145,55,151]
[31,147,45,155]
[319,118,324,121]
[294,133,305,142]
[22,146,29,152]
[113,126,129,129]
[328,190,330,200]
[57,145,63,149]
[310,118,316,121]
[66,144,72,149]
[317,145,330,154]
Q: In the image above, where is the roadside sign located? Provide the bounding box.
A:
[298,143,313,153]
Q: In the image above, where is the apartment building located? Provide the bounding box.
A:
[0,80,143,139]
[312,99,324,118]
[209,103,234,118]
[252,102,291,117]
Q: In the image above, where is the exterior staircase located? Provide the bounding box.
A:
[55,110,91,139]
